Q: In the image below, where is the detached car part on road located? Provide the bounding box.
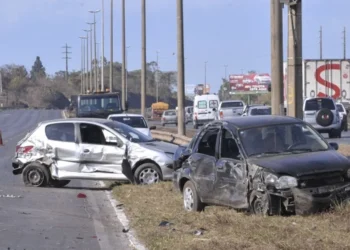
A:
[12,118,177,187]
[173,116,350,215]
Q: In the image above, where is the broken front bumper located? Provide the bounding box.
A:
[12,157,25,175]
[277,183,350,215]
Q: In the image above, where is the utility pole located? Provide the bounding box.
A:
[101,0,105,91]
[89,10,100,91]
[126,46,130,102]
[83,29,91,92]
[204,62,207,84]
[96,42,100,89]
[319,26,322,59]
[270,0,284,115]
[343,27,346,59]
[110,0,114,93]
[141,0,146,117]
[156,50,159,103]
[62,43,72,81]
[177,0,185,136]
[224,65,228,80]
[285,0,303,119]
[121,0,126,110]
[79,37,86,94]
[86,24,94,91]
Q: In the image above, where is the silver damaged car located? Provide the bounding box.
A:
[12,118,177,187]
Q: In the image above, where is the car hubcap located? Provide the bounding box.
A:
[184,187,194,211]
[28,169,44,186]
[139,168,159,184]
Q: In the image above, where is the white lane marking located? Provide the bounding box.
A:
[61,110,146,250]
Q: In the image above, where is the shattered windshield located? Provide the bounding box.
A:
[239,123,329,157]
[105,121,153,143]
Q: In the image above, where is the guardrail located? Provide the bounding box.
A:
[151,130,191,145]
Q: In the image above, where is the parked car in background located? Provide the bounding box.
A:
[107,113,156,137]
[12,118,177,187]
[173,116,349,216]
[193,94,220,129]
[217,100,245,120]
[161,110,177,126]
[336,103,348,132]
[303,97,342,138]
[241,105,271,116]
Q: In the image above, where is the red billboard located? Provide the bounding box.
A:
[228,73,271,93]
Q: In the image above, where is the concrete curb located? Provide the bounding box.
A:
[61,110,147,250]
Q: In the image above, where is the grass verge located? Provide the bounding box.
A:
[112,145,350,250]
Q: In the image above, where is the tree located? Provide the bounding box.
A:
[30,56,46,81]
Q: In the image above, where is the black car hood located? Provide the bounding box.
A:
[248,150,350,177]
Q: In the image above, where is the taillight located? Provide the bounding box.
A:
[16,146,34,153]
[220,111,224,119]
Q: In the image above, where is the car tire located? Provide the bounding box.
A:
[316,108,334,127]
[50,179,71,188]
[134,163,162,185]
[183,181,204,212]
[22,162,50,187]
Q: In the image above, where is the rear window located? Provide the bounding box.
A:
[305,98,335,111]
[164,111,176,116]
[250,108,271,115]
[109,116,148,128]
[221,101,244,108]
[197,101,207,109]
[209,100,218,108]
[336,104,345,112]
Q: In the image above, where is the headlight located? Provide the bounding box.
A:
[275,176,298,189]
[264,173,297,189]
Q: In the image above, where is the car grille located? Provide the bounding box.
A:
[297,171,345,188]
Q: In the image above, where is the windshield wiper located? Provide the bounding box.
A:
[249,151,283,157]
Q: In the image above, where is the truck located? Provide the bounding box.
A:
[283,59,350,106]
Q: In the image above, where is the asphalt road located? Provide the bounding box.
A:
[0,110,131,250]
[148,119,350,145]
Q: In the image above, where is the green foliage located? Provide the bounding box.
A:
[30,56,46,80]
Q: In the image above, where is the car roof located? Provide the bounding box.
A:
[38,118,113,126]
[213,115,302,130]
[221,100,244,103]
[108,113,144,118]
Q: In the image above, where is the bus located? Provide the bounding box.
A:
[76,91,127,118]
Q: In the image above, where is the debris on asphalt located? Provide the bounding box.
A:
[19,212,31,215]
[122,228,129,233]
[77,193,86,198]
[116,203,124,209]
[76,236,84,239]
[0,194,22,198]
[159,220,173,227]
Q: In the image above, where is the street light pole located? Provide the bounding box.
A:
[177,0,185,136]
[89,10,100,91]
[79,37,86,94]
[141,0,146,117]
[101,0,105,91]
[126,46,130,101]
[86,23,94,91]
[110,0,113,93]
[156,50,159,103]
[204,61,208,84]
[96,42,100,89]
[83,29,91,92]
[121,0,126,110]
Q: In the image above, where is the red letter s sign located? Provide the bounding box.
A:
[315,64,341,99]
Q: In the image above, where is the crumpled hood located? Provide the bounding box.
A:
[135,128,151,137]
[248,150,350,177]
[139,140,178,154]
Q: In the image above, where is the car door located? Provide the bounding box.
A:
[213,128,249,209]
[190,126,220,202]
[44,122,81,172]
[78,122,126,179]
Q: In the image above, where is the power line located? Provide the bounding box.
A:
[62,43,72,80]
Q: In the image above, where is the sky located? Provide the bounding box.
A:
[0,0,349,94]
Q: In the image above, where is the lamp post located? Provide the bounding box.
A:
[89,10,101,91]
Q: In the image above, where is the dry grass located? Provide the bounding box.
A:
[112,144,350,250]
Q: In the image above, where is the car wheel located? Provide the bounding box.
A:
[50,179,71,188]
[251,195,269,216]
[134,163,162,185]
[183,181,204,212]
[22,162,50,187]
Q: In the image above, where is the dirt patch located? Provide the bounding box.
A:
[113,145,350,250]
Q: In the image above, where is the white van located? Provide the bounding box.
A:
[193,93,220,129]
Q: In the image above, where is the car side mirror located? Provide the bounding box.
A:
[329,142,339,150]
[180,149,192,161]
[150,126,156,130]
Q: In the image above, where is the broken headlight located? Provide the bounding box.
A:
[265,173,297,189]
